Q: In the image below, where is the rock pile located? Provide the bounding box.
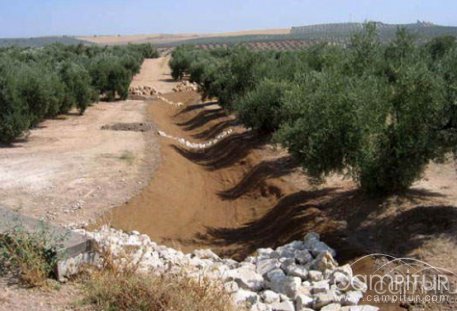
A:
[157,95,184,107]
[78,227,378,311]
[157,129,234,150]
[173,80,199,92]
[129,85,160,96]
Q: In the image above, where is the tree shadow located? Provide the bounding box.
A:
[192,119,240,140]
[171,131,268,171]
[218,156,298,200]
[175,101,218,116]
[176,109,227,131]
[193,187,455,262]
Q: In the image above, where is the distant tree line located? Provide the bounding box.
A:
[0,43,158,144]
[170,24,457,194]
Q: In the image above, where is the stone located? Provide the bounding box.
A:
[224,281,239,294]
[309,270,323,282]
[276,246,296,258]
[257,248,274,257]
[279,294,291,302]
[228,267,265,291]
[341,291,363,306]
[321,303,342,311]
[280,258,296,269]
[303,233,336,257]
[341,307,379,311]
[295,294,314,310]
[314,290,340,309]
[282,276,302,298]
[284,264,309,280]
[271,300,296,311]
[266,268,287,282]
[257,259,281,276]
[233,289,259,306]
[294,249,313,265]
[346,277,368,293]
[251,302,273,311]
[310,251,338,272]
[260,290,280,304]
[311,280,330,294]
[330,271,351,290]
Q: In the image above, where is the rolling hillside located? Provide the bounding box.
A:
[160,21,457,50]
[0,36,89,48]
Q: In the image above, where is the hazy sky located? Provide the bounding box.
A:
[1,0,457,38]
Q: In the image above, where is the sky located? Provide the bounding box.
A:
[1,0,457,38]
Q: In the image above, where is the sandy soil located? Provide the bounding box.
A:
[78,28,291,45]
[0,72,162,228]
[130,56,178,94]
[0,278,87,311]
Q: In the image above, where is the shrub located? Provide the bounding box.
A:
[276,62,448,193]
[235,79,290,133]
[89,55,132,101]
[170,25,457,194]
[0,43,156,143]
[0,226,62,287]
[170,46,197,80]
[60,61,94,114]
[0,62,31,143]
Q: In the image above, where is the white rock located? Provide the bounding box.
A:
[341,291,363,306]
[266,268,286,282]
[250,302,273,311]
[257,248,274,257]
[276,246,296,258]
[321,303,342,311]
[233,289,259,306]
[295,294,314,310]
[294,249,313,265]
[311,280,330,294]
[261,290,280,304]
[271,300,296,311]
[285,241,306,250]
[224,281,239,294]
[284,264,308,280]
[256,259,281,276]
[303,233,336,257]
[341,306,379,311]
[309,270,323,282]
[269,276,301,298]
[228,267,265,291]
[310,252,338,272]
[313,290,340,309]
[330,271,351,289]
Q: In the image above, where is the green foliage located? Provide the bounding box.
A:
[426,36,457,60]
[171,24,457,194]
[235,79,290,133]
[0,226,63,287]
[0,43,158,143]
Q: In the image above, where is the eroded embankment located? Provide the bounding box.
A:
[97,91,352,261]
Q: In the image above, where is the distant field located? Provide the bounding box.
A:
[158,21,457,51]
[0,36,88,47]
[78,28,290,46]
[3,22,457,49]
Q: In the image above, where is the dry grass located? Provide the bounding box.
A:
[83,271,236,311]
[81,240,237,311]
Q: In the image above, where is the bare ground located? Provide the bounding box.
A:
[78,28,291,45]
